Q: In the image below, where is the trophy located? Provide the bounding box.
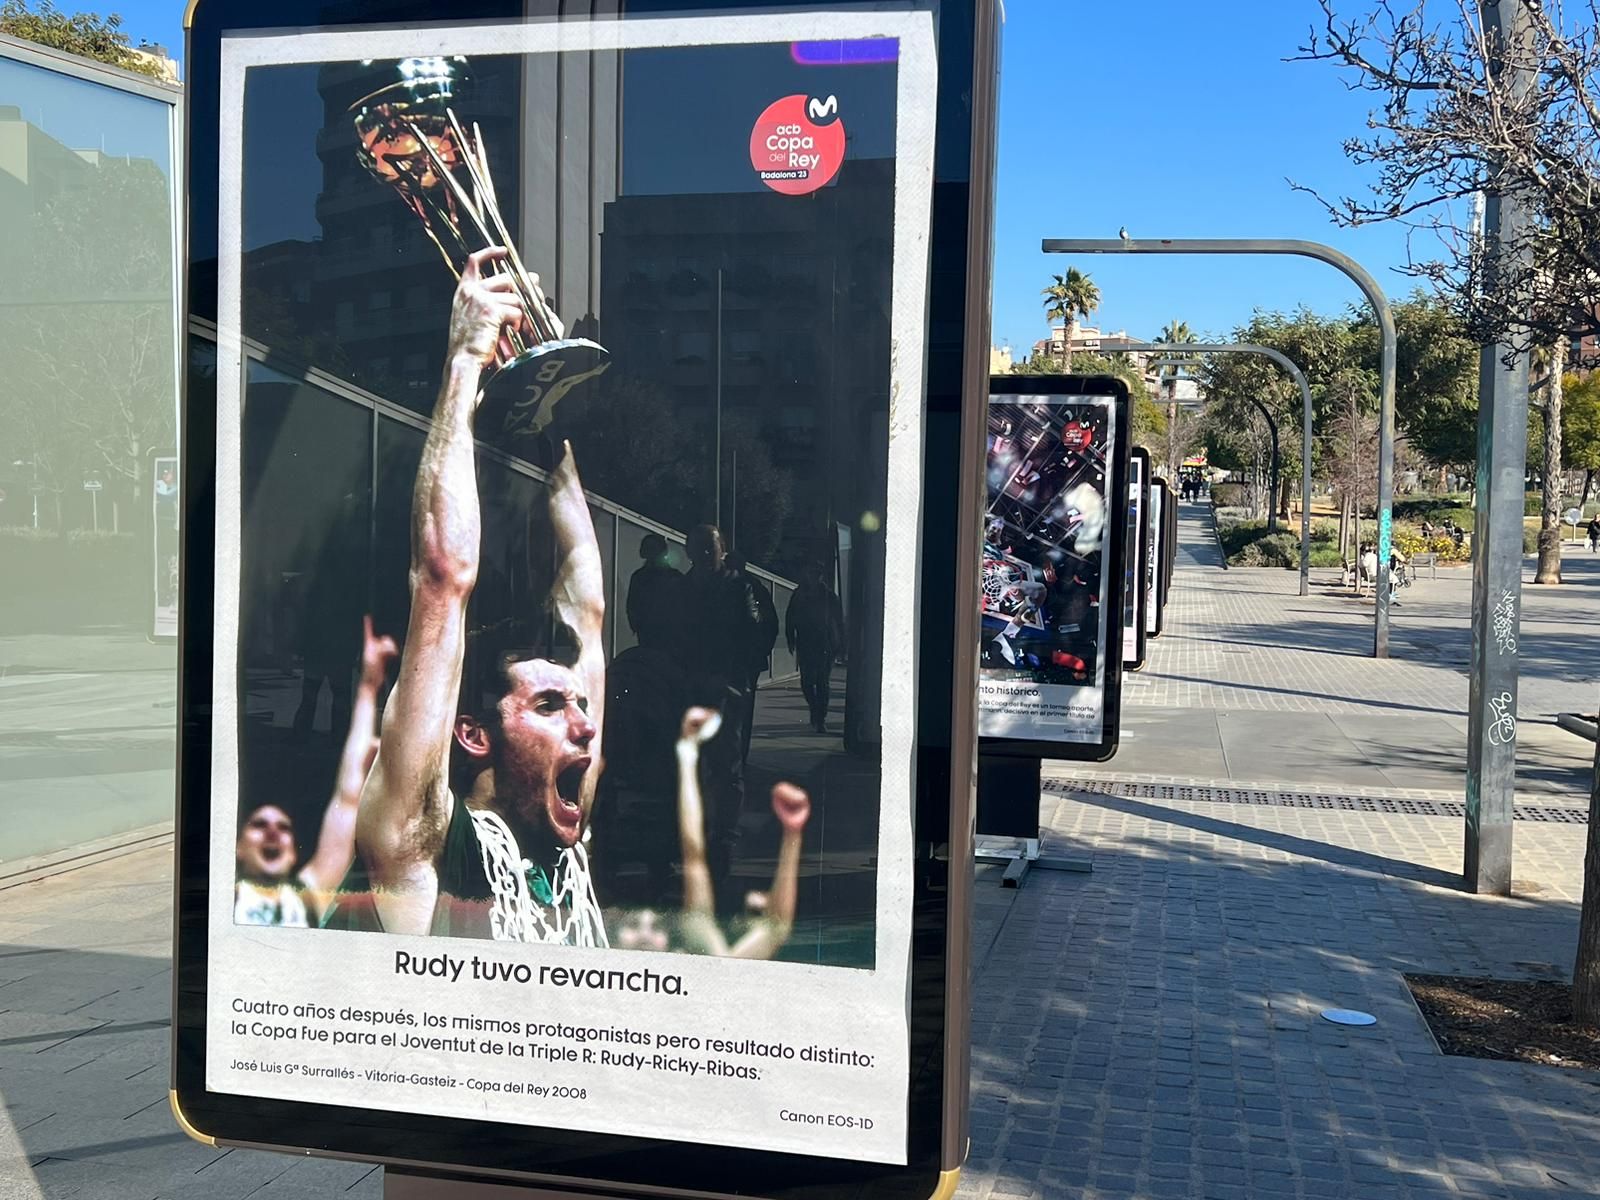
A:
[350,56,609,441]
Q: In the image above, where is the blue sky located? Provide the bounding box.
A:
[111,0,1432,349]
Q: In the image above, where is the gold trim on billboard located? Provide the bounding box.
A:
[944,0,1002,1175]
[183,0,201,29]
[169,1090,217,1146]
[929,1165,964,1200]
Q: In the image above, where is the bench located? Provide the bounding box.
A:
[1341,558,1373,594]
[1410,552,1438,580]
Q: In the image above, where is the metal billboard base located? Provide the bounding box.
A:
[973,754,1092,887]
[974,837,1093,888]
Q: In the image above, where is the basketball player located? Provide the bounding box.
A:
[671,706,811,957]
[235,615,397,926]
[328,247,610,945]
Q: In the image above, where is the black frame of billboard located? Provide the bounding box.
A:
[171,1,998,1197]
[1123,448,1149,673]
[976,373,1130,765]
[1146,477,1168,640]
[1163,480,1178,604]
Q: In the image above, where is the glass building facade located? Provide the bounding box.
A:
[0,36,183,868]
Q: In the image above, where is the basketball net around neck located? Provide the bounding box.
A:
[469,808,608,947]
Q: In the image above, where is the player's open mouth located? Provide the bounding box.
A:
[554,756,591,816]
[260,844,284,863]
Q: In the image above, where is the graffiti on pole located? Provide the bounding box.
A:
[1491,588,1518,655]
[1486,691,1517,746]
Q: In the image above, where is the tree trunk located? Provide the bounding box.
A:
[1573,702,1600,1027]
[1583,469,1594,507]
[1535,339,1566,584]
[1062,318,1076,372]
[1264,412,1281,534]
[1167,394,1178,478]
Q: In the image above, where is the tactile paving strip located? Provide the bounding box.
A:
[1045,779,1589,824]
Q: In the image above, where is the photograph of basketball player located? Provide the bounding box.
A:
[980,398,1108,684]
[305,248,813,958]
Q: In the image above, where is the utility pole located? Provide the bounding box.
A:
[1464,0,1534,895]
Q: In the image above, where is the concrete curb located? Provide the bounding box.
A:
[1205,504,1229,569]
[1556,713,1598,743]
[0,823,173,891]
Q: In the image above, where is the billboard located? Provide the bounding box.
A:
[174,3,998,1196]
[1123,449,1148,670]
[976,376,1129,759]
[1146,478,1165,638]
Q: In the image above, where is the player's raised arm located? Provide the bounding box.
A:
[358,248,526,928]
[728,783,810,960]
[299,616,396,907]
[548,439,606,809]
[673,706,730,956]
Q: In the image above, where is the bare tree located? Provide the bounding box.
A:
[1292,0,1600,353]
[1323,371,1381,558]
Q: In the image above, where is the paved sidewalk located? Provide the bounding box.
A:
[1098,503,1598,799]
[959,779,1600,1200]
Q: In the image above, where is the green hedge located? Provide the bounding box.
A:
[1219,520,1339,569]
[1393,496,1475,531]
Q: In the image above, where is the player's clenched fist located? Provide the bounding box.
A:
[446,246,529,368]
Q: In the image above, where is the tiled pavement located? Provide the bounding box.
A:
[1089,504,1598,798]
[960,783,1600,1200]
[4,503,1600,1198]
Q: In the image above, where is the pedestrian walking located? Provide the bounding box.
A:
[786,562,845,734]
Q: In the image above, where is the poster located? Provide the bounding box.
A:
[1145,480,1164,637]
[977,390,1118,744]
[205,11,936,1167]
[1122,451,1146,667]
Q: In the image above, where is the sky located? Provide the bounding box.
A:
[106,0,1434,350]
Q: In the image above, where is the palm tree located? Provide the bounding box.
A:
[1041,269,1100,369]
[1153,319,1197,477]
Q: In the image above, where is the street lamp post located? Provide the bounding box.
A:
[1464,0,1536,896]
[1044,237,1398,657]
[1124,342,1316,597]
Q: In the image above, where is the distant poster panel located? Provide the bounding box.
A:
[1146,479,1164,638]
[152,454,179,638]
[1123,449,1147,668]
[978,381,1127,757]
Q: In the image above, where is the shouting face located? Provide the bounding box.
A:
[236,805,297,881]
[493,659,596,851]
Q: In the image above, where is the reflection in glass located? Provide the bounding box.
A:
[349,55,609,443]
[0,51,179,864]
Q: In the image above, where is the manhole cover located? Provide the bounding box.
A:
[1321,1008,1377,1026]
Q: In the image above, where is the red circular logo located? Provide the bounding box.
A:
[749,94,845,196]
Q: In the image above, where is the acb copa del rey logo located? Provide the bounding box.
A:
[749,93,845,196]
